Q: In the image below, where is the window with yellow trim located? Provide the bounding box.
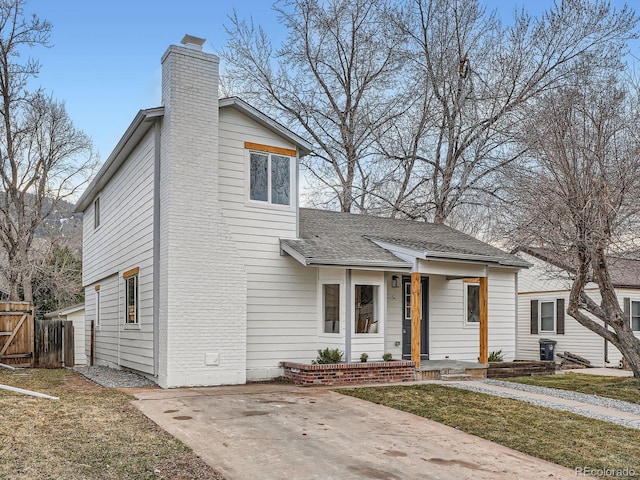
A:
[125,275,138,324]
[249,151,291,206]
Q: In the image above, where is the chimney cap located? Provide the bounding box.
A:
[181,34,206,51]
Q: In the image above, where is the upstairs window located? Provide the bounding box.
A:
[94,197,100,229]
[246,142,295,206]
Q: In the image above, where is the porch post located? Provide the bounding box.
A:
[479,276,488,364]
[411,272,421,368]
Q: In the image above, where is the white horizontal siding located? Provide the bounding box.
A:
[428,269,517,361]
[516,254,640,367]
[81,130,155,375]
[219,107,315,381]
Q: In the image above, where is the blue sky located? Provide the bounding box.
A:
[26,0,637,162]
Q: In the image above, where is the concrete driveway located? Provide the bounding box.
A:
[130,383,574,480]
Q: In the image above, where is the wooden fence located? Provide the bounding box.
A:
[0,302,34,367]
[34,319,74,369]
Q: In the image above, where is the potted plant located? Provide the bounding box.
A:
[382,352,392,362]
[360,352,368,363]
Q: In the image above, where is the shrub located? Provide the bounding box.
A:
[382,353,393,361]
[488,350,504,362]
[312,348,344,364]
[360,352,369,362]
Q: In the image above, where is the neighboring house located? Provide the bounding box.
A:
[44,303,86,366]
[515,247,640,367]
[74,35,529,388]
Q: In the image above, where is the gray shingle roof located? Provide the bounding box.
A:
[281,209,529,269]
[515,246,640,288]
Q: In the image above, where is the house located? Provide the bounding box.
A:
[514,247,640,367]
[74,35,529,388]
[44,303,86,366]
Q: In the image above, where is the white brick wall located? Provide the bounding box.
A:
[158,44,247,387]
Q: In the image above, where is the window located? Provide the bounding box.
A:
[323,284,340,333]
[465,283,480,323]
[123,269,139,325]
[249,151,291,206]
[355,285,378,334]
[540,301,555,332]
[94,198,100,229]
[404,281,411,321]
[95,287,101,327]
[632,301,640,331]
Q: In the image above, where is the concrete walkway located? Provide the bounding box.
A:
[440,379,640,429]
[130,383,575,480]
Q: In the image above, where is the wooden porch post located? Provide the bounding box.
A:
[479,276,488,364]
[411,272,421,368]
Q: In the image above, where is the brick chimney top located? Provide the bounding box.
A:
[181,34,206,51]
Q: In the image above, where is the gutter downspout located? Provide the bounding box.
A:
[345,269,352,363]
[153,119,161,377]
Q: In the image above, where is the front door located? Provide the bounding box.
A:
[402,276,429,360]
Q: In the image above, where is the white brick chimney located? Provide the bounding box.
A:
[157,36,247,388]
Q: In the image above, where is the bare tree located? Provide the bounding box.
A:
[505,76,640,377]
[221,0,405,212]
[381,0,639,224]
[0,0,96,302]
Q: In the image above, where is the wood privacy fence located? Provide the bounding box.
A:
[0,302,34,367]
[34,319,74,368]
[0,302,75,369]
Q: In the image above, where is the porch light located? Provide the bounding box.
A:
[391,275,399,288]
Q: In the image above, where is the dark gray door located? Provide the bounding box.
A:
[402,276,429,360]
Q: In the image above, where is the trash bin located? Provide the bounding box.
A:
[539,338,557,361]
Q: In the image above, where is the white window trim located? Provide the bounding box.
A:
[539,300,556,333]
[319,282,342,336]
[464,282,480,327]
[245,149,295,210]
[93,197,100,229]
[353,283,384,336]
[631,300,640,332]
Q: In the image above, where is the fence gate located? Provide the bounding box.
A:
[0,302,34,367]
[34,319,74,368]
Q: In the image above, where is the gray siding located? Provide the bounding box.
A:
[82,130,155,375]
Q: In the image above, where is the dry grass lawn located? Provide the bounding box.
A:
[504,372,640,404]
[339,384,640,480]
[0,368,223,480]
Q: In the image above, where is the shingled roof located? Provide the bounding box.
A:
[280,209,529,269]
[515,246,640,288]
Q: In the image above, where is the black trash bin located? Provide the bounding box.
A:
[539,338,557,361]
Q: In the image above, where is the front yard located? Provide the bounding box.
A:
[0,369,223,480]
[340,382,640,480]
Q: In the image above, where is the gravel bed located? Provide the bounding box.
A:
[444,379,640,429]
[74,366,156,388]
